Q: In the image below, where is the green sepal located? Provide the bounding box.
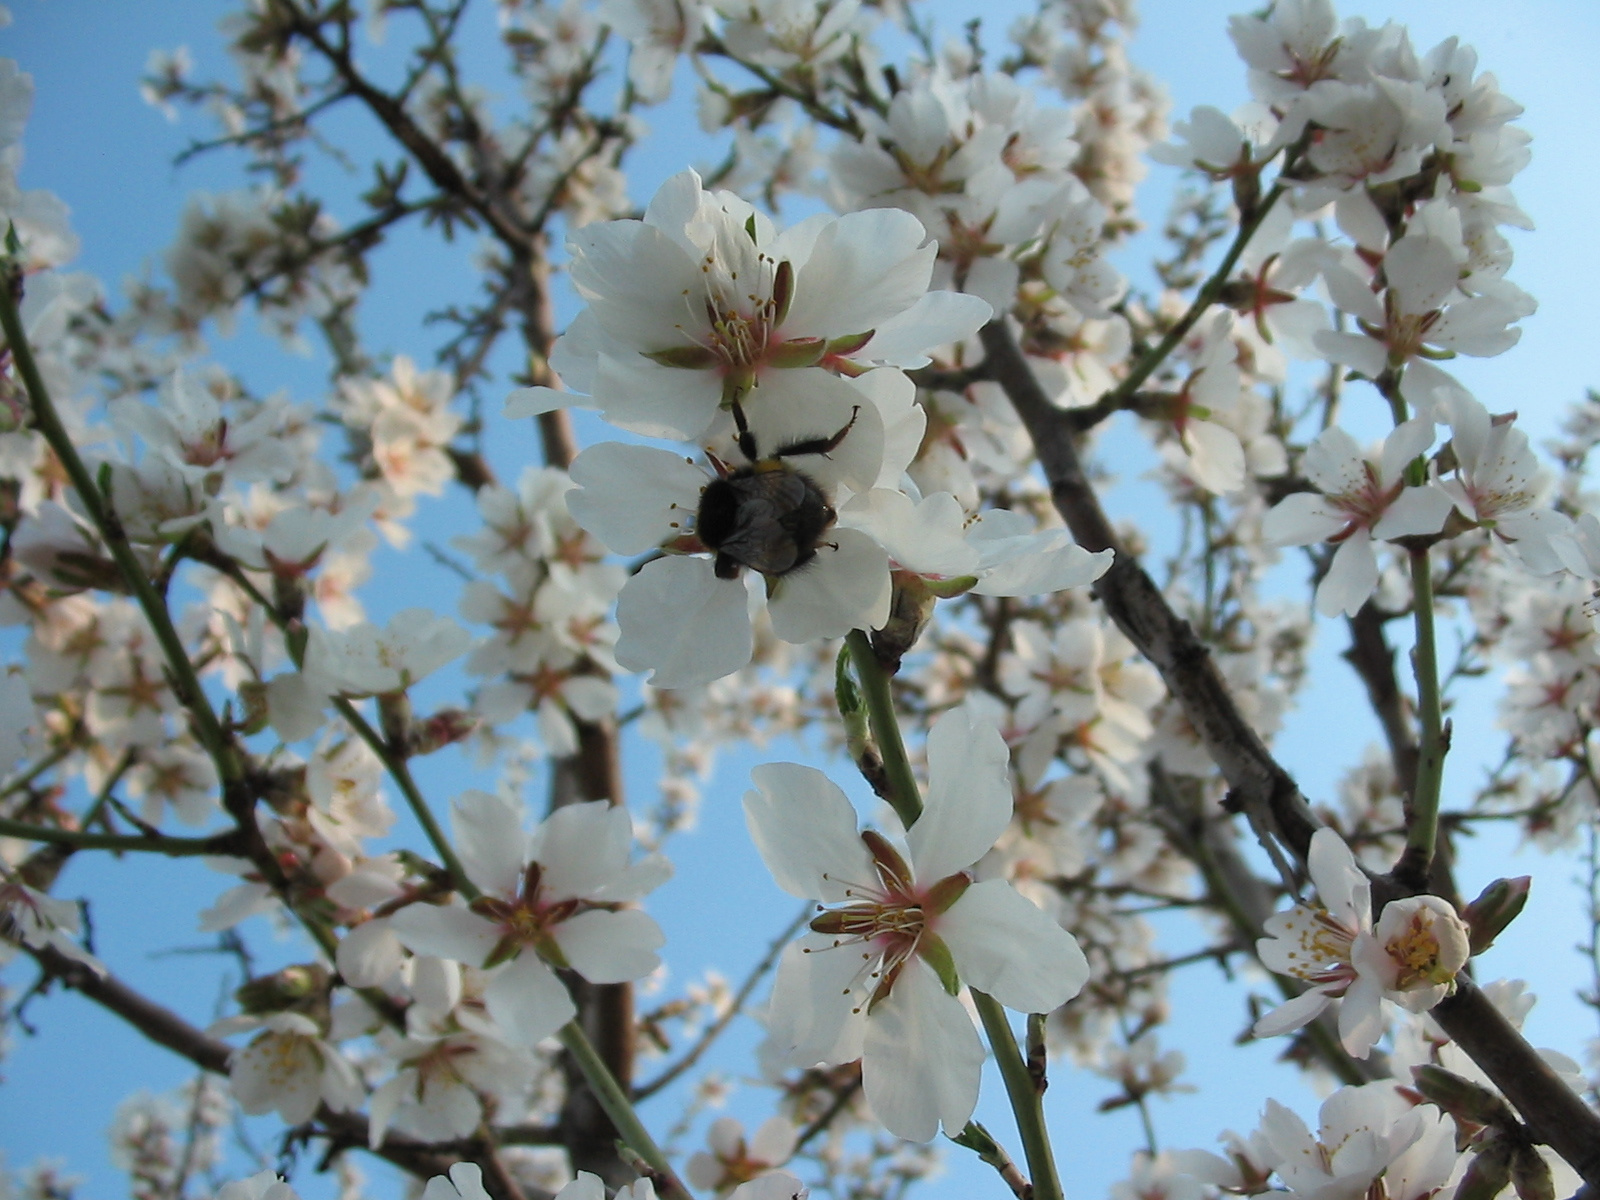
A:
[1510,1143,1555,1200]
[772,257,795,325]
[920,931,961,995]
[924,871,972,915]
[948,1120,1003,1164]
[767,337,827,369]
[645,344,720,370]
[825,330,876,356]
[925,574,979,599]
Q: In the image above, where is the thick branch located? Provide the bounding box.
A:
[981,319,1320,861]
[984,318,1600,1181]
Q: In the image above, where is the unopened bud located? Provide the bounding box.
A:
[377,691,413,753]
[235,963,330,1016]
[236,680,271,735]
[1411,1065,1517,1128]
[411,708,477,756]
[1463,875,1531,956]
[1510,1145,1555,1200]
[870,571,937,672]
[1454,1138,1515,1200]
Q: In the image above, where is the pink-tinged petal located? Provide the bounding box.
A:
[390,903,501,967]
[861,960,984,1142]
[1372,485,1452,540]
[566,443,707,555]
[1261,492,1349,547]
[451,789,528,899]
[555,908,664,983]
[782,208,934,339]
[1314,534,1379,618]
[767,527,891,644]
[535,801,628,901]
[767,936,866,1068]
[912,706,1011,880]
[615,556,753,689]
[593,352,720,443]
[1251,985,1334,1038]
[745,763,875,903]
[858,290,992,369]
[484,955,575,1046]
[941,879,1089,1012]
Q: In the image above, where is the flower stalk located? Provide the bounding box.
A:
[0,262,242,790]
[844,629,922,828]
[1398,544,1448,888]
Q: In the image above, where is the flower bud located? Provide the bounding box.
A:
[1463,875,1531,956]
[1510,1145,1555,1200]
[1453,1138,1515,1200]
[1410,1065,1517,1128]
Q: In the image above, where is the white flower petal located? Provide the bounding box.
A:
[615,556,753,688]
[451,789,528,899]
[567,442,706,555]
[861,960,983,1142]
[555,908,664,983]
[767,527,890,644]
[911,705,1011,881]
[390,903,500,967]
[484,955,576,1046]
[745,762,874,903]
[941,879,1089,1012]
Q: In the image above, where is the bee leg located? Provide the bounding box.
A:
[773,405,861,459]
[730,396,760,462]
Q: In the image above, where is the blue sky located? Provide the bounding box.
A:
[4,1,1600,1197]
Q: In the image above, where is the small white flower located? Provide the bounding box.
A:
[746,705,1089,1140]
[391,794,670,1045]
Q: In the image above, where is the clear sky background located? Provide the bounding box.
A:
[3,1,1600,1198]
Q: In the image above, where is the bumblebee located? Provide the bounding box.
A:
[696,404,859,580]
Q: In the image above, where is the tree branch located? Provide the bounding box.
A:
[983,317,1600,1182]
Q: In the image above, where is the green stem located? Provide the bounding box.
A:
[0,816,222,856]
[335,697,476,897]
[973,990,1063,1200]
[557,1020,690,1199]
[1401,546,1447,881]
[217,561,476,897]
[1098,182,1286,411]
[844,630,921,828]
[0,268,241,788]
